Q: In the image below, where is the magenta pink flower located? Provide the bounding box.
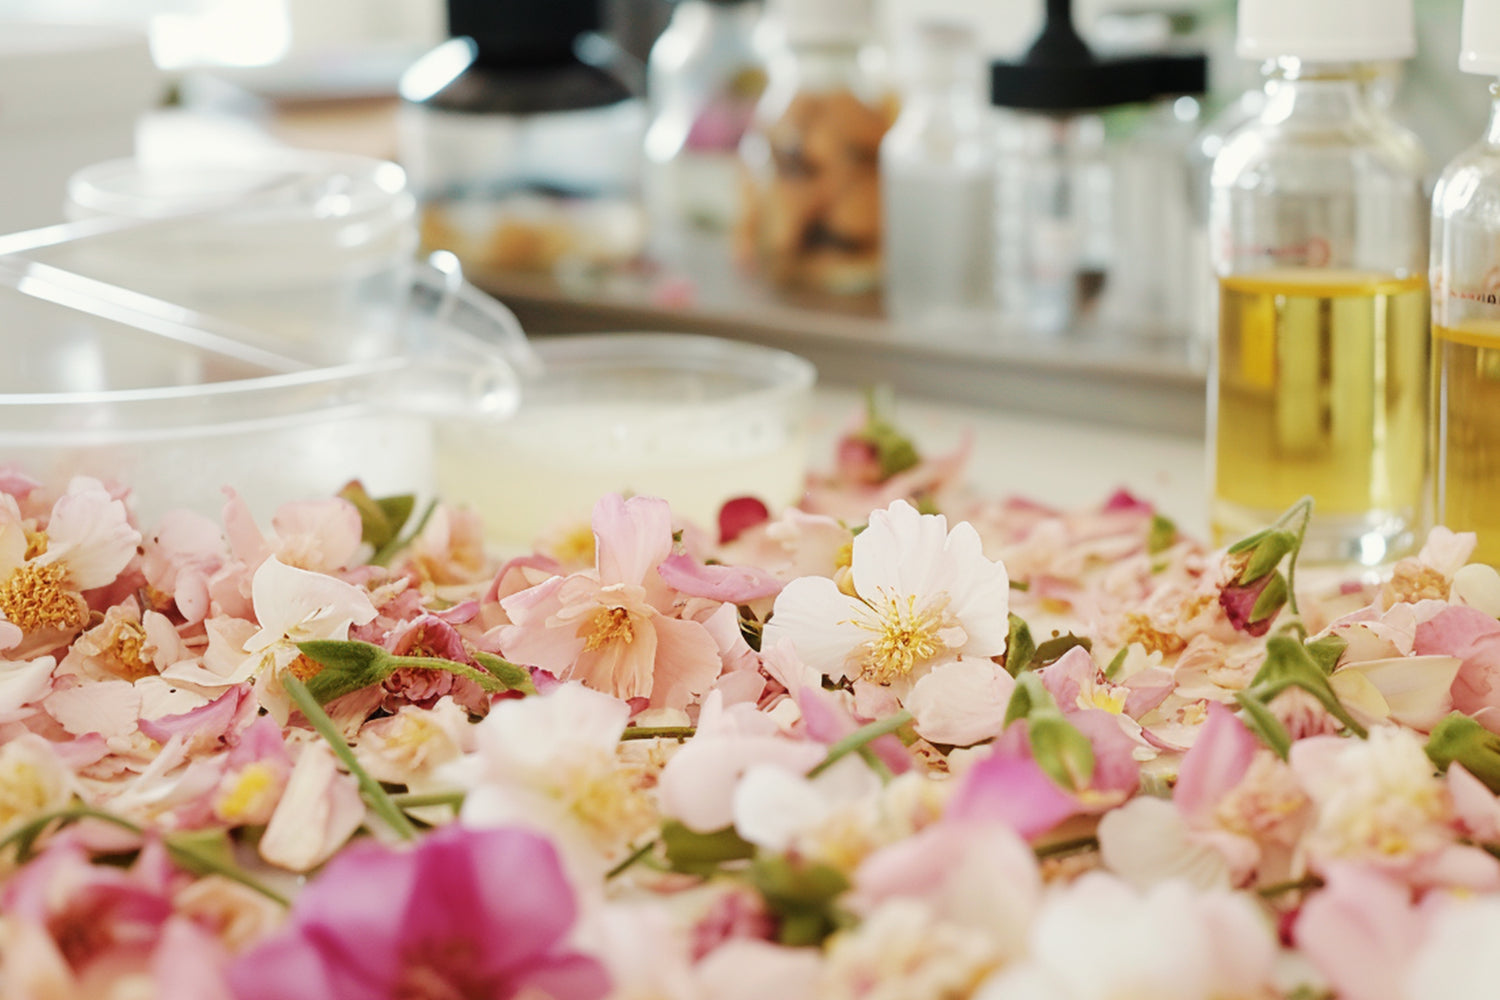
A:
[228,825,608,1000]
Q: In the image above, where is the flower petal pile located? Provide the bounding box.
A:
[6,411,1500,999]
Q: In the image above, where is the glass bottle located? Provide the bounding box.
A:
[1432,0,1500,566]
[736,0,892,295]
[643,0,766,265]
[879,20,994,326]
[1209,0,1427,566]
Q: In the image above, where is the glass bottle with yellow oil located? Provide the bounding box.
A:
[1433,0,1500,567]
[1208,0,1427,566]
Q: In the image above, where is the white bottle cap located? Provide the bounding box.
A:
[1236,0,1415,62]
[772,0,876,46]
[1461,0,1500,75]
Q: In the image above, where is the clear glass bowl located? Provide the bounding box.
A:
[434,332,818,545]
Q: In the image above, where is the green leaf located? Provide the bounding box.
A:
[1003,674,1039,728]
[1249,572,1288,623]
[338,482,415,553]
[1239,530,1297,584]
[858,385,921,480]
[1033,633,1092,668]
[1104,646,1129,681]
[163,828,237,875]
[1426,713,1500,793]
[1147,514,1178,556]
[660,822,755,875]
[749,853,851,946]
[1235,690,1292,760]
[1005,613,1037,676]
[1250,636,1367,738]
[1227,528,1271,556]
[1029,714,1096,792]
[1304,635,1348,676]
[471,651,538,695]
[297,640,396,705]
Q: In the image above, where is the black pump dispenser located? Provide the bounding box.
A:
[989,0,1206,112]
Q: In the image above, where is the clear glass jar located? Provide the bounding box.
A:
[1432,82,1500,566]
[736,1,892,294]
[1209,58,1429,565]
[993,110,1112,335]
[644,0,766,263]
[879,20,994,325]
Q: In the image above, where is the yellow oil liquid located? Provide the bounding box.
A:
[1434,320,1500,566]
[1213,270,1428,560]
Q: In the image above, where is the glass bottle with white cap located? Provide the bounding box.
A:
[1208,0,1428,565]
[736,0,892,294]
[880,19,994,326]
[1432,0,1500,566]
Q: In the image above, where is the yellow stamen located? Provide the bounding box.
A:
[23,529,47,561]
[549,524,597,567]
[0,562,87,634]
[215,763,278,823]
[107,619,155,681]
[1119,612,1187,656]
[582,606,634,652]
[287,653,322,681]
[854,594,949,684]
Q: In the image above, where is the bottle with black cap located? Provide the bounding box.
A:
[397,0,646,274]
[989,0,1204,335]
[1208,0,1427,566]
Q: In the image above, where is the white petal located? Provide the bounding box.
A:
[0,656,54,721]
[762,577,868,682]
[907,658,1014,747]
[732,765,831,851]
[40,478,141,590]
[1453,563,1500,619]
[245,557,377,649]
[1098,796,1231,891]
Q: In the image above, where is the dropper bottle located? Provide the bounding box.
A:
[1432,0,1500,566]
[1208,0,1427,566]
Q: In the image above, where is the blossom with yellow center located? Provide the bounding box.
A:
[582,606,635,653]
[853,593,952,684]
[0,562,88,635]
[215,763,282,824]
[764,500,1010,697]
[0,736,72,835]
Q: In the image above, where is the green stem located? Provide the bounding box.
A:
[808,710,913,779]
[283,673,417,842]
[389,790,466,810]
[1275,496,1313,628]
[1257,874,1323,898]
[606,838,658,880]
[1033,835,1099,860]
[382,655,511,695]
[619,726,697,742]
[857,746,895,783]
[0,804,289,907]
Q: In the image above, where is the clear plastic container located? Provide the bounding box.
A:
[51,152,418,369]
[0,255,520,527]
[880,20,994,325]
[643,0,767,261]
[1210,57,1428,564]
[435,333,816,546]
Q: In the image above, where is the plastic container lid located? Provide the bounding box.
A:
[1236,0,1415,62]
[771,0,876,47]
[1461,0,1500,75]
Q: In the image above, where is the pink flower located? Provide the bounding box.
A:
[228,825,610,1000]
[1295,864,1426,1000]
[497,495,722,711]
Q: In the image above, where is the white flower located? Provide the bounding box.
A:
[820,899,1000,1000]
[975,872,1277,1000]
[0,734,76,836]
[445,683,656,878]
[762,500,1010,697]
[1406,895,1500,1000]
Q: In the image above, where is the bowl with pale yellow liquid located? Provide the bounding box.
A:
[434,333,817,546]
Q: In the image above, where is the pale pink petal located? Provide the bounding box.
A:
[1452,563,1500,618]
[1098,796,1232,890]
[153,917,235,1000]
[852,500,956,612]
[657,554,783,603]
[648,616,725,710]
[947,751,1078,839]
[569,611,658,701]
[138,687,249,746]
[40,477,141,590]
[657,732,824,833]
[593,494,673,587]
[1294,864,1424,1000]
[906,658,1015,747]
[1417,526,1476,578]
[0,656,55,721]
[694,940,821,1000]
[221,487,271,567]
[259,743,365,873]
[1449,764,1500,843]
[1174,701,1257,822]
[1038,645,1094,712]
[44,678,140,738]
[1415,606,1500,721]
[271,498,363,572]
[1334,655,1461,732]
